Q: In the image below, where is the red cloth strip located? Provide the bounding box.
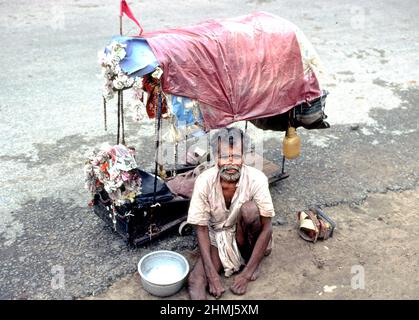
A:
[120,0,143,35]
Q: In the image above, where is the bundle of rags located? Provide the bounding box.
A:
[84,144,141,206]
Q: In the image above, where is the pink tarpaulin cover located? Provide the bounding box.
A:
[143,12,321,129]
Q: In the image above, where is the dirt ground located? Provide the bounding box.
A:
[84,188,419,300]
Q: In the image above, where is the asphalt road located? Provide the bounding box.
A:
[0,0,418,299]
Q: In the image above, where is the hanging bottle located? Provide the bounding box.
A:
[283,126,301,159]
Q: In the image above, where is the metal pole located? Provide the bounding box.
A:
[103,97,107,131]
[117,91,121,144]
[185,134,188,165]
[119,14,125,144]
[174,143,178,177]
[153,93,163,204]
[121,92,125,145]
[207,132,211,163]
[281,155,286,174]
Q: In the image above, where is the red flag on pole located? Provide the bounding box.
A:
[120,0,143,35]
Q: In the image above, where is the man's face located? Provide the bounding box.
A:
[217,141,244,182]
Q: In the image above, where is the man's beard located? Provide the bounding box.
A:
[219,164,241,182]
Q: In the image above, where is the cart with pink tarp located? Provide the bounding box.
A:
[85,6,330,246]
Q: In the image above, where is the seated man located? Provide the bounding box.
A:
[187,127,275,299]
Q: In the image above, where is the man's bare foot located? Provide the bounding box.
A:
[208,275,225,299]
[188,278,208,300]
[230,273,251,295]
[250,265,260,281]
[189,288,207,300]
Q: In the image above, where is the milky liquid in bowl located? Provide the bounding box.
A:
[146,264,183,284]
[141,254,187,285]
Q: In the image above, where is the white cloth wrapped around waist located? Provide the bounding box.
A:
[210,225,244,277]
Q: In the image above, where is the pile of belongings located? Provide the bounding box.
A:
[98,11,329,142]
[84,144,141,206]
[166,162,209,199]
[297,207,336,243]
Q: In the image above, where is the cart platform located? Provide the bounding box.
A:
[92,156,288,246]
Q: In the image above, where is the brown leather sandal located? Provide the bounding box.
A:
[297,208,336,243]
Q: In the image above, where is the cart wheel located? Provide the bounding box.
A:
[179,220,192,236]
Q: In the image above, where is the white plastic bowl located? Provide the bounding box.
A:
[138,250,189,297]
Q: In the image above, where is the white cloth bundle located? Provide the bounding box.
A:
[214,228,244,277]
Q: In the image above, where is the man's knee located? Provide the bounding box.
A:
[239,201,260,225]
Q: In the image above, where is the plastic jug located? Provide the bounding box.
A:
[283,126,301,159]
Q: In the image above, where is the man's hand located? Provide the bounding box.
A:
[230,272,251,295]
[207,274,225,298]
[231,216,272,296]
[196,226,225,298]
